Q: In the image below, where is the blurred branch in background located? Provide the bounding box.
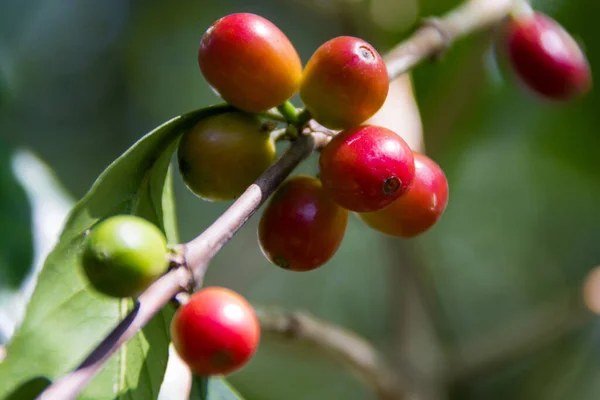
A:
[258,308,406,400]
[447,294,591,385]
[384,0,515,79]
[387,240,450,400]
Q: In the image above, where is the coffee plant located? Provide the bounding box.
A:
[0,0,594,399]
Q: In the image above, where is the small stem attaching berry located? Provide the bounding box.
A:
[259,110,289,123]
[283,124,299,141]
[276,100,300,124]
[296,108,313,127]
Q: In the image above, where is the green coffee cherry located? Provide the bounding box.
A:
[81,215,169,298]
[178,112,276,202]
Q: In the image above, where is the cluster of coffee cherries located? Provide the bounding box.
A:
[179,12,450,274]
[80,215,260,376]
[78,8,591,379]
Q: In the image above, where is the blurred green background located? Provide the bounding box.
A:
[1,0,600,399]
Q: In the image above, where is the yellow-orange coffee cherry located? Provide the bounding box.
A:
[198,13,302,112]
[178,112,276,202]
[300,36,389,130]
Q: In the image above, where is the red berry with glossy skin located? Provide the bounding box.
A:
[360,152,449,237]
[198,13,302,112]
[258,175,348,271]
[319,125,415,212]
[171,287,260,376]
[300,36,389,130]
[505,12,591,100]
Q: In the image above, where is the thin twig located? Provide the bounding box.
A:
[385,0,515,80]
[38,267,192,400]
[257,308,406,400]
[37,1,517,398]
[446,296,591,385]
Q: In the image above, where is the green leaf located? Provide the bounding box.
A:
[191,376,246,400]
[0,104,233,400]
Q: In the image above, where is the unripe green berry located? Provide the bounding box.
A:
[81,215,169,298]
[178,112,276,202]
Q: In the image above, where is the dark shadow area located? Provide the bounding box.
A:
[0,138,33,289]
[5,376,52,400]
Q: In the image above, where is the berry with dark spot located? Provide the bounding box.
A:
[178,112,276,202]
[319,125,415,212]
[258,175,348,272]
[360,152,449,237]
[171,287,260,376]
[198,13,303,112]
[505,12,591,100]
[300,36,389,130]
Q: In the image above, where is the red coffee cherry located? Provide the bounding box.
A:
[319,125,415,212]
[171,287,260,376]
[505,12,591,100]
[360,152,449,237]
[198,13,303,112]
[300,36,389,130]
[178,112,276,202]
[258,175,348,271]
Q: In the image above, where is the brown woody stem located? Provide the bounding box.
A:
[258,308,407,400]
[385,0,515,79]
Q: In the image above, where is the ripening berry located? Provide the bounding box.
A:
[258,175,348,271]
[171,287,260,376]
[198,13,303,112]
[178,112,276,202]
[299,36,389,130]
[81,215,169,298]
[505,12,591,100]
[319,125,415,212]
[360,152,449,237]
